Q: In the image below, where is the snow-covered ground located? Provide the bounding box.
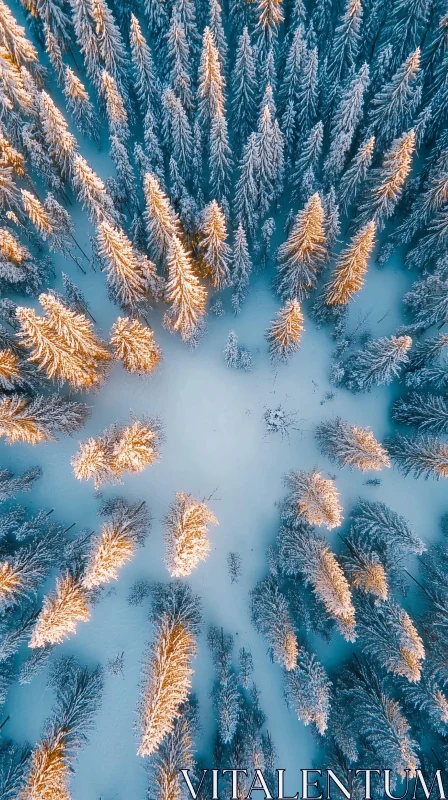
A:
[3,230,447,798]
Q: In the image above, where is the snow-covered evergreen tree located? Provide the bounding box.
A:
[343,334,412,392]
[251,576,298,671]
[199,200,231,289]
[385,434,448,480]
[275,192,327,299]
[231,27,257,147]
[231,222,252,314]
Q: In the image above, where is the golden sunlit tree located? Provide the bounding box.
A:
[198,27,225,129]
[72,418,161,488]
[164,492,218,577]
[97,221,163,312]
[276,192,327,300]
[0,393,88,445]
[316,417,391,471]
[266,298,304,362]
[164,235,207,342]
[285,469,343,529]
[199,200,231,289]
[110,316,162,374]
[29,571,90,648]
[324,221,376,306]
[143,172,181,262]
[0,560,20,605]
[20,727,71,800]
[21,189,54,238]
[16,293,111,390]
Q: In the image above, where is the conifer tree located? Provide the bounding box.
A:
[358,595,425,683]
[0,393,88,445]
[0,464,41,502]
[72,154,119,225]
[255,0,284,58]
[16,293,111,390]
[198,27,225,131]
[385,434,448,479]
[164,235,207,341]
[285,469,343,530]
[83,498,149,589]
[275,192,327,300]
[279,25,305,122]
[231,222,252,314]
[72,418,161,487]
[209,112,232,202]
[392,393,448,435]
[138,582,201,757]
[343,334,412,392]
[350,497,426,560]
[164,492,218,577]
[277,520,355,639]
[291,120,323,202]
[97,221,163,313]
[101,69,130,142]
[251,576,299,671]
[199,200,231,289]
[355,130,416,230]
[284,649,331,735]
[316,417,390,471]
[257,103,276,218]
[143,172,181,263]
[324,221,376,306]
[338,136,375,215]
[231,27,257,147]
[325,0,363,111]
[295,46,319,139]
[29,571,90,648]
[209,0,227,68]
[147,697,198,800]
[166,14,193,113]
[407,334,448,372]
[324,63,370,184]
[63,67,99,144]
[368,49,421,146]
[208,628,240,744]
[265,299,304,362]
[234,132,259,237]
[110,316,162,374]
[130,14,158,116]
[162,89,193,179]
[89,0,129,98]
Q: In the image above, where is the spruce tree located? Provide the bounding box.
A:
[130,14,159,116]
[234,132,259,237]
[275,192,327,299]
[199,200,231,289]
[266,299,304,362]
[231,27,257,147]
[325,0,363,113]
[338,136,375,215]
[324,63,370,184]
[367,48,421,146]
[324,221,376,306]
[343,334,412,392]
[392,393,448,435]
[231,222,252,314]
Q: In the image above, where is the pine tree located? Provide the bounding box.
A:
[285,469,343,530]
[97,221,163,313]
[162,89,193,180]
[138,582,201,757]
[231,27,257,147]
[277,520,355,639]
[251,576,298,670]
[198,27,225,131]
[143,172,182,263]
[324,63,370,184]
[0,464,41,502]
[164,492,218,577]
[166,14,193,113]
[231,222,252,314]
[63,67,99,144]
[279,24,305,122]
[224,330,240,368]
[407,334,448,372]
[358,595,425,683]
[355,130,416,230]
[257,103,276,218]
[199,200,231,289]
[147,698,198,800]
[72,418,161,487]
[101,69,130,142]
[209,112,232,202]
[325,0,363,111]
[295,46,319,139]
[290,120,323,202]
[324,221,376,306]
[350,498,426,560]
[316,417,390,471]
[0,394,88,444]
[234,132,259,237]
[385,434,448,479]
[88,0,129,98]
[255,0,284,58]
[284,649,331,735]
[378,0,431,75]
[82,499,149,589]
[130,14,158,116]
[339,135,375,215]
[16,293,111,390]
[0,0,40,71]
[392,393,448,435]
[38,91,78,179]
[110,316,162,374]
[209,0,227,68]
[29,571,90,648]
[343,334,412,392]
[164,235,207,341]
[72,154,119,225]
[265,299,304,362]
[208,628,240,744]
[275,192,327,299]
[368,49,421,146]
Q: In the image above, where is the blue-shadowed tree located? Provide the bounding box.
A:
[231,222,252,314]
[231,27,257,148]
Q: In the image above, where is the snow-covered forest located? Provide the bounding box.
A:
[0,0,447,795]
